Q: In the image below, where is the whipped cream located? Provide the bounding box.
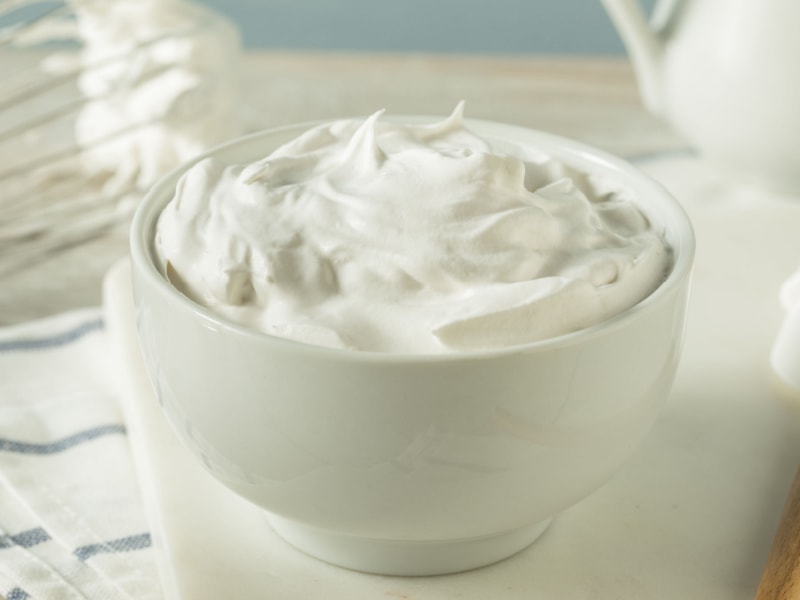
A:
[156,105,672,353]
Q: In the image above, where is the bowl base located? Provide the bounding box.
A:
[266,515,553,576]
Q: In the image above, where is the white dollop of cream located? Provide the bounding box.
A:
[156,105,672,353]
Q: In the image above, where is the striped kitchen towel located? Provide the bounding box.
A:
[0,308,161,600]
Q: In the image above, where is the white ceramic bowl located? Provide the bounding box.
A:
[130,118,695,576]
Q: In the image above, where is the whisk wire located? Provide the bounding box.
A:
[0,22,201,113]
[0,60,177,146]
[0,115,166,182]
[0,1,69,48]
[0,0,59,16]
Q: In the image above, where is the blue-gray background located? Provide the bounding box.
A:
[197,1,655,54]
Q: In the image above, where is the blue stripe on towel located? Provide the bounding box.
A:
[74,532,152,561]
[0,424,126,455]
[6,587,31,600]
[0,318,103,353]
[0,527,51,549]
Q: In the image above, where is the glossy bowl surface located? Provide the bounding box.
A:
[130,118,695,575]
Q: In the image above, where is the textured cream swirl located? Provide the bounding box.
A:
[156,105,671,353]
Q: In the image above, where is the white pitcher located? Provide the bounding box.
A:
[602,0,800,193]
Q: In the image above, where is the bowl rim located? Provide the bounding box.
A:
[130,116,696,364]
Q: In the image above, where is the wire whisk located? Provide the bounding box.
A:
[0,0,240,275]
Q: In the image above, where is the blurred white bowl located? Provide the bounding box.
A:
[129,118,695,576]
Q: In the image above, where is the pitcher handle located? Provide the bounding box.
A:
[601,0,668,114]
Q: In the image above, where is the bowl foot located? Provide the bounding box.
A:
[266,515,553,576]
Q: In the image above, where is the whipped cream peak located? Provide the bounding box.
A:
[340,108,386,169]
[156,107,671,353]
